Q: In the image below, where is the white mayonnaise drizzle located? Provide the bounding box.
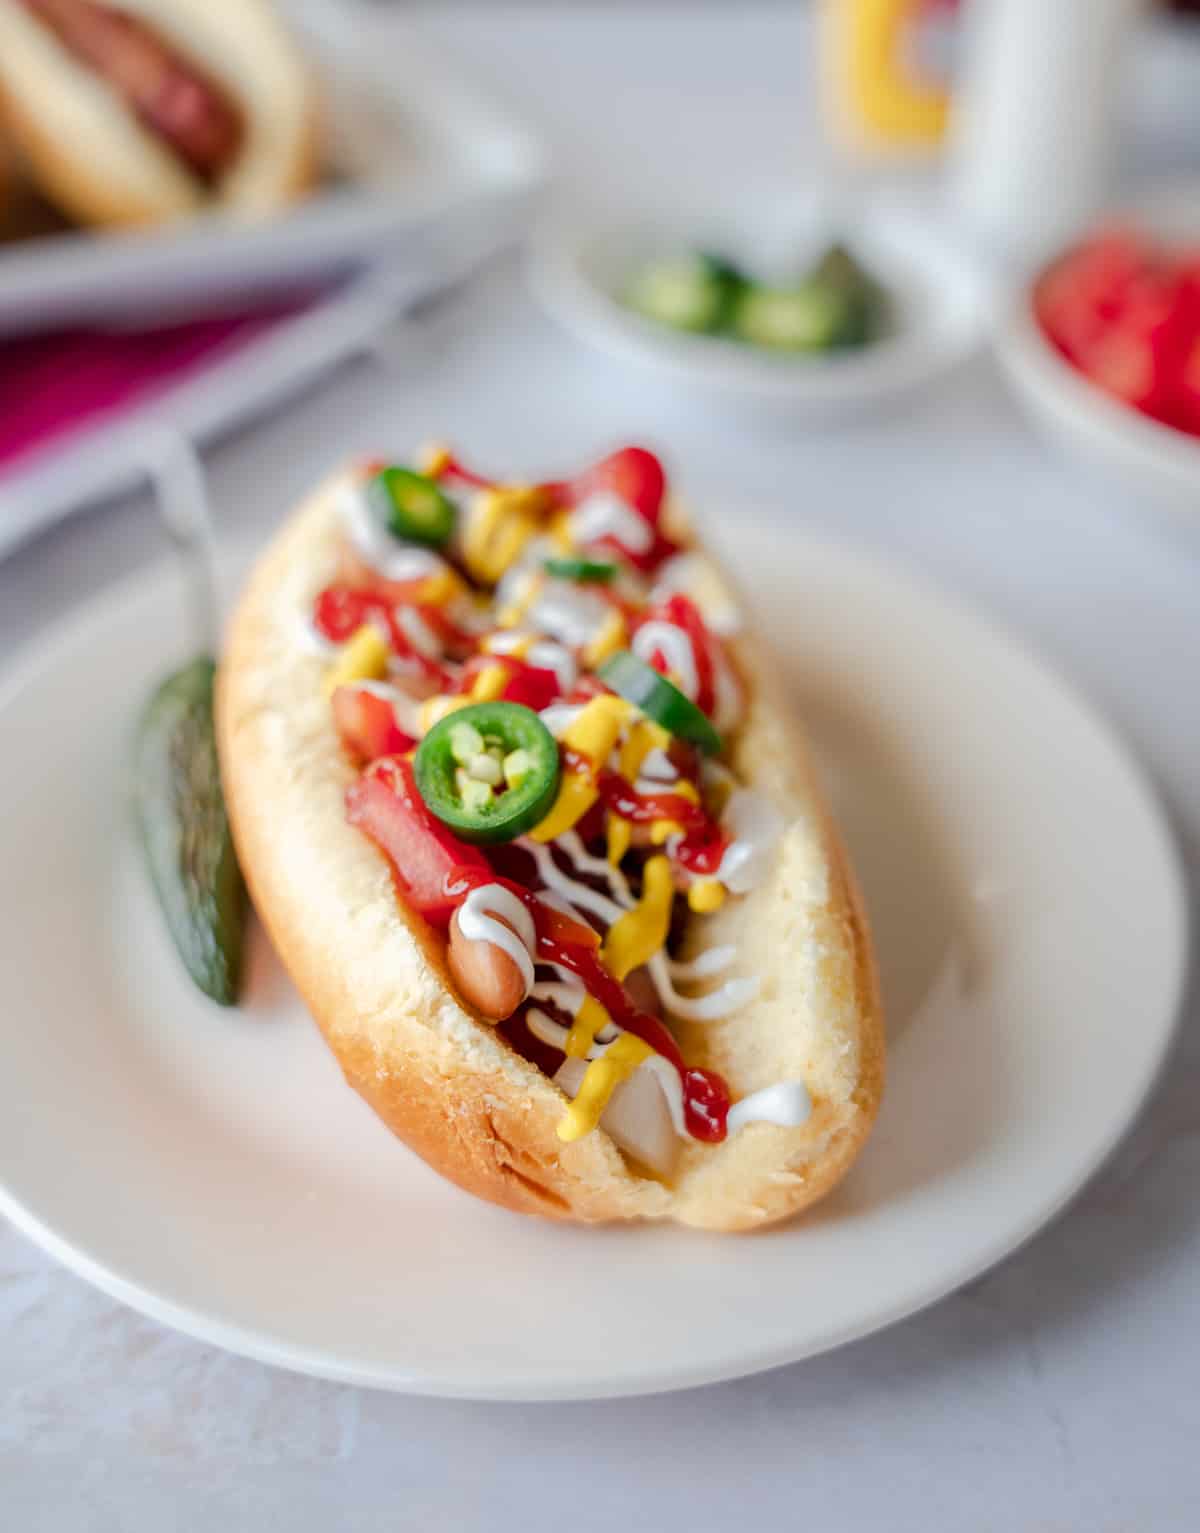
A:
[529,642,578,692]
[726,1081,812,1133]
[521,834,756,1023]
[637,747,678,784]
[646,955,759,1022]
[393,606,443,659]
[530,974,585,1018]
[522,839,625,926]
[539,1019,810,1148]
[648,553,742,636]
[485,631,577,693]
[538,703,586,739]
[631,621,699,698]
[525,1006,618,1056]
[569,490,654,554]
[493,557,542,619]
[298,619,338,657]
[456,884,537,998]
[666,946,738,981]
[630,616,743,733]
[528,580,611,650]
[526,1008,577,1054]
[339,477,447,583]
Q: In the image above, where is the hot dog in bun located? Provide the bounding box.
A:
[217,446,884,1229]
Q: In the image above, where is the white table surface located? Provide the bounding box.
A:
[3,6,1199,1528]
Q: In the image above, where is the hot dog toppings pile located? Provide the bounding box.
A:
[307,444,811,1175]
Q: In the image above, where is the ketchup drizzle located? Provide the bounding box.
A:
[442,864,732,1142]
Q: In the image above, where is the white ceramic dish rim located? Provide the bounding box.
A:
[530,198,990,406]
[0,528,1188,1400]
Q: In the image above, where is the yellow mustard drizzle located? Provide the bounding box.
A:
[417,441,452,478]
[601,854,674,980]
[580,608,628,670]
[482,633,535,660]
[619,718,671,781]
[687,879,726,914]
[606,813,632,867]
[548,509,574,552]
[563,994,610,1059]
[414,567,465,606]
[469,663,510,702]
[417,694,465,733]
[496,571,543,630]
[323,624,389,698]
[530,695,634,842]
[415,663,512,734]
[556,1033,653,1142]
[463,489,540,585]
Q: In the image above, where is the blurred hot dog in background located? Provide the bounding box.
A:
[0,0,317,228]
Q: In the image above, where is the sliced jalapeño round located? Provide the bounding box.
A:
[368,465,456,546]
[598,650,723,756]
[543,556,619,584]
[414,701,561,844]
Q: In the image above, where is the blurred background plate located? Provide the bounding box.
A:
[530,193,989,418]
[0,0,546,337]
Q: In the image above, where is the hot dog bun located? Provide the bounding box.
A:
[0,0,316,227]
[216,475,884,1230]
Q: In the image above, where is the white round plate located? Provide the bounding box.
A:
[995,179,1200,517]
[0,524,1185,1400]
[530,195,987,416]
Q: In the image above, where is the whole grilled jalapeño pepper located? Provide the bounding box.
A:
[368,465,457,545]
[599,650,723,755]
[414,701,561,844]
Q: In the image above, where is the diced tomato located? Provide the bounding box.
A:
[568,446,666,527]
[457,654,562,711]
[313,585,386,645]
[567,674,615,705]
[313,585,453,691]
[333,547,442,609]
[413,602,475,659]
[499,660,561,711]
[345,756,490,928]
[331,686,415,763]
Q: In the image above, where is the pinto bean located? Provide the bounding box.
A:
[448,910,527,1021]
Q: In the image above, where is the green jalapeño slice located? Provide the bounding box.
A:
[414,701,561,844]
[598,650,723,756]
[543,556,619,584]
[368,465,457,546]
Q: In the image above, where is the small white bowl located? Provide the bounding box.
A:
[995,183,1200,519]
[529,194,988,418]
